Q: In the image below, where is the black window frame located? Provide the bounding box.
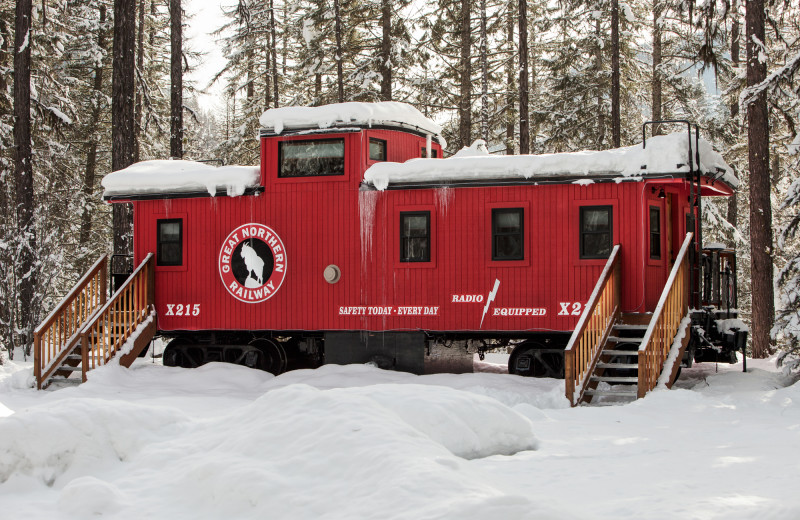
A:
[421,147,439,158]
[157,218,183,266]
[278,138,346,178]
[649,206,662,260]
[369,138,387,162]
[400,211,431,263]
[492,208,524,261]
[579,206,613,259]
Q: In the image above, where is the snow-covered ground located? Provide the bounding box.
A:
[1,352,798,519]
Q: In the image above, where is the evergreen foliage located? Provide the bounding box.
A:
[0,0,799,363]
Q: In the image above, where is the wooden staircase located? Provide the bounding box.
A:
[34,254,157,389]
[565,233,694,406]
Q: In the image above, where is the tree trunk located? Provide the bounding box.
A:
[170,0,183,159]
[518,0,529,154]
[730,0,740,119]
[0,18,10,116]
[113,0,136,257]
[80,4,108,257]
[595,18,605,149]
[270,0,278,107]
[263,46,271,110]
[134,0,144,162]
[651,3,662,135]
[459,0,472,149]
[727,0,740,228]
[14,0,37,354]
[479,0,488,142]
[505,0,514,155]
[334,0,344,103]
[745,0,774,358]
[380,0,392,101]
[610,0,621,148]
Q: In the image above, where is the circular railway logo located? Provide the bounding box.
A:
[218,223,287,303]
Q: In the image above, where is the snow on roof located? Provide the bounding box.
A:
[364,133,737,191]
[259,101,446,146]
[102,160,260,199]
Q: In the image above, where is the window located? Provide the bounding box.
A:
[650,206,661,260]
[279,138,345,177]
[369,138,387,161]
[400,212,430,262]
[157,219,182,266]
[492,208,524,261]
[580,206,612,259]
[421,147,438,158]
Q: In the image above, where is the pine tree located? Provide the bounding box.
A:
[14,0,37,356]
[745,0,774,358]
[112,0,136,260]
[170,0,183,158]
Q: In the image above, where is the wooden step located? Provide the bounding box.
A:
[66,354,82,361]
[590,375,639,383]
[619,313,652,326]
[606,336,644,344]
[596,362,639,369]
[56,365,83,372]
[584,388,638,396]
[601,349,640,356]
[612,324,648,331]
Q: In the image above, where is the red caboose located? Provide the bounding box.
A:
[35,102,744,399]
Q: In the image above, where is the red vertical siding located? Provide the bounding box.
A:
[134,128,695,335]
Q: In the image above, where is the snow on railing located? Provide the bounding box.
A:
[637,233,693,397]
[564,245,621,406]
[34,256,108,389]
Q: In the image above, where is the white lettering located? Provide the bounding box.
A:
[492,307,547,317]
[451,294,484,303]
[558,302,584,316]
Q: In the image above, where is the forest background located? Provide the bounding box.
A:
[1,0,799,367]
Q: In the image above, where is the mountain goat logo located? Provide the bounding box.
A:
[218,223,287,303]
[240,242,264,286]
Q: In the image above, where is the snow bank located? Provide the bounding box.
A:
[3,358,800,519]
[259,101,445,146]
[0,398,189,485]
[364,132,736,190]
[101,160,260,198]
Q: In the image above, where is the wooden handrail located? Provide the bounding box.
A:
[79,253,155,381]
[34,255,108,389]
[564,245,621,406]
[637,233,693,398]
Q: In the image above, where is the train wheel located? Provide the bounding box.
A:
[163,338,201,368]
[508,341,564,378]
[245,338,288,375]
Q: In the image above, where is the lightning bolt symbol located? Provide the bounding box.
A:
[480,279,500,328]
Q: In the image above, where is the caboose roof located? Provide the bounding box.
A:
[259,101,445,145]
[363,133,737,192]
[102,160,261,200]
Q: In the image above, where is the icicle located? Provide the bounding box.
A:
[435,186,453,215]
[359,189,379,275]
[426,134,432,158]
